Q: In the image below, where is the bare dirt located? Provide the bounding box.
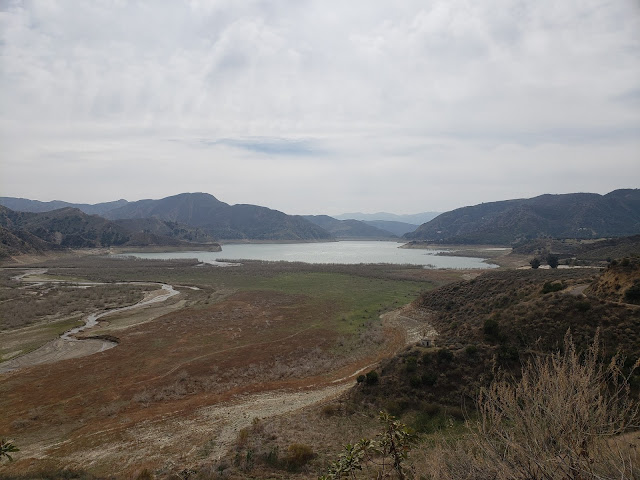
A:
[0,282,431,477]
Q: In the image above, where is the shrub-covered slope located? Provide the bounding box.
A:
[351,267,640,416]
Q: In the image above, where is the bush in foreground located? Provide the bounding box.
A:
[424,331,639,480]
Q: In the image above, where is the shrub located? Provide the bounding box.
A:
[541,281,564,294]
[465,344,478,356]
[409,376,422,388]
[483,318,501,339]
[284,443,314,471]
[497,344,519,364]
[365,370,379,385]
[356,374,366,384]
[406,356,418,373]
[421,372,437,386]
[437,348,454,363]
[574,300,591,312]
[624,281,640,304]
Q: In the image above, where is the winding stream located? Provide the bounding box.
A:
[0,270,180,373]
[61,283,179,340]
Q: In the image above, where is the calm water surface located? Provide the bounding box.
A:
[122,241,497,269]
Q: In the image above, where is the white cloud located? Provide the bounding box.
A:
[0,0,638,214]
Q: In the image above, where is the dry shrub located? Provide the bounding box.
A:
[422,331,640,480]
[284,443,314,471]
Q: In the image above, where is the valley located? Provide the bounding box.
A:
[0,192,639,479]
[0,255,457,477]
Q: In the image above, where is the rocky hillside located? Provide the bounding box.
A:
[405,189,640,245]
[105,193,333,241]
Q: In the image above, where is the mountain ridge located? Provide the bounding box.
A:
[405,189,640,244]
[104,193,333,241]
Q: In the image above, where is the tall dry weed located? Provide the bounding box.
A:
[420,331,640,480]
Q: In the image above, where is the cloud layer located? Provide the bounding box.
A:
[1,0,639,214]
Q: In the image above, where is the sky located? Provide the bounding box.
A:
[1,0,639,216]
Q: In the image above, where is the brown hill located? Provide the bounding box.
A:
[587,257,640,304]
[350,267,640,420]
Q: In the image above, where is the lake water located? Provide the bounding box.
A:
[122,241,497,269]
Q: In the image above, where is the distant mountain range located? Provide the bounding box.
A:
[0,193,403,244]
[102,193,332,241]
[303,215,396,239]
[3,189,639,256]
[405,189,640,245]
[335,211,439,225]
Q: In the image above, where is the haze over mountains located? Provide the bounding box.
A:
[335,211,439,225]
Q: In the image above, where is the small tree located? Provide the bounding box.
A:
[320,412,416,479]
[529,258,541,269]
[546,254,559,269]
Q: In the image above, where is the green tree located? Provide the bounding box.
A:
[320,412,416,479]
[546,254,559,269]
[529,258,541,269]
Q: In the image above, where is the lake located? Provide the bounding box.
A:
[121,241,498,269]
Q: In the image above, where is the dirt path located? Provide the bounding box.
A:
[147,308,435,466]
[33,306,435,472]
[567,284,589,296]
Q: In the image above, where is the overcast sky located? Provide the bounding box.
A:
[1,0,639,215]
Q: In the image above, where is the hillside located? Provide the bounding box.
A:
[303,215,396,239]
[0,225,62,258]
[0,206,131,248]
[105,192,333,241]
[405,189,640,245]
[512,234,640,264]
[0,206,219,251]
[351,267,640,418]
[587,257,640,304]
[114,218,217,244]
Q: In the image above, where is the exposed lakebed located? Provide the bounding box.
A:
[118,241,498,269]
